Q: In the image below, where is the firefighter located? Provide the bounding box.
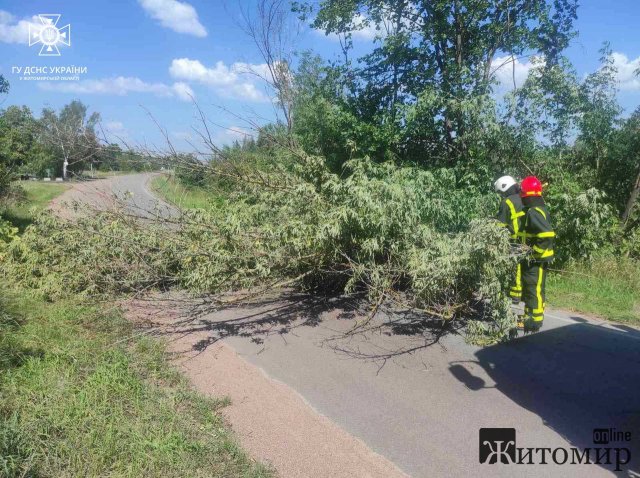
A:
[518,176,555,332]
[494,175,525,303]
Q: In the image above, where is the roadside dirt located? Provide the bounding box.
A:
[48,177,119,218]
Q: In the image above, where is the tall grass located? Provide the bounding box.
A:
[1,181,69,232]
[548,256,640,325]
[0,290,271,477]
[151,175,224,211]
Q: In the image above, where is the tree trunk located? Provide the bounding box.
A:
[622,168,640,226]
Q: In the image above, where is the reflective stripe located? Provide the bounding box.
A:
[534,251,554,258]
[534,207,547,220]
[524,191,542,196]
[523,311,544,321]
[517,231,555,238]
[532,245,554,258]
[509,263,522,298]
[505,199,522,237]
[535,266,544,313]
[536,250,554,258]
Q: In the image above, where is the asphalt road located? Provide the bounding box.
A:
[50,172,177,219]
[212,297,640,477]
[64,174,640,477]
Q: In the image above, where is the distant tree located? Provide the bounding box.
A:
[96,143,122,170]
[0,75,8,96]
[0,106,49,173]
[39,100,102,177]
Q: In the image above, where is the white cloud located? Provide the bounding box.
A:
[0,10,40,44]
[138,0,207,37]
[104,121,124,131]
[102,121,130,141]
[38,77,194,101]
[492,55,542,90]
[171,81,194,101]
[611,52,640,91]
[350,14,379,40]
[169,58,270,102]
[315,13,381,42]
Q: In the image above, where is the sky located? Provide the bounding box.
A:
[0,0,639,153]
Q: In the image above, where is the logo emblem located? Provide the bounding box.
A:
[28,14,71,56]
[479,428,516,464]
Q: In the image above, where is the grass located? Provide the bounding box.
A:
[151,175,224,210]
[85,170,133,178]
[548,256,640,326]
[1,181,70,232]
[0,289,272,478]
[0,177,271,477]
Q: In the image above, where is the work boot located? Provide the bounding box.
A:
[516,316,526,329]
[523,318,542,333]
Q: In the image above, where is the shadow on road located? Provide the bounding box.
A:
[127,290,474,366]
[450,324,640,474]
[128,291,368,354]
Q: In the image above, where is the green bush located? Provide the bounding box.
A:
[545,179,618,263]
[621,227,640,259]
[3,213,180,300]
[0,216,18,244]
[174,154,208,187]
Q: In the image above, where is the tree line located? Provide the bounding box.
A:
[0,84,155,194]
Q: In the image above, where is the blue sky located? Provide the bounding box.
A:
[1,0,639,153]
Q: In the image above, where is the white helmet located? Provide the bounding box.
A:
[494,175,517,193]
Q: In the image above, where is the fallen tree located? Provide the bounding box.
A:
[2,147,520,345]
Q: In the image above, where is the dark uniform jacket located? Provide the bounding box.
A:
[521,201,555,262]
[497,191,525,240]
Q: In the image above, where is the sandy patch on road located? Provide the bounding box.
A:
[125,297,408,478]
[48,173,173,220]
[49,177,119,218]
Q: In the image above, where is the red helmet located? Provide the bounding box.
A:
[520,176,543,197]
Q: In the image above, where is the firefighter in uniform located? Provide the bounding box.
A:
[518,176,555,332]
[494,175,525,303]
